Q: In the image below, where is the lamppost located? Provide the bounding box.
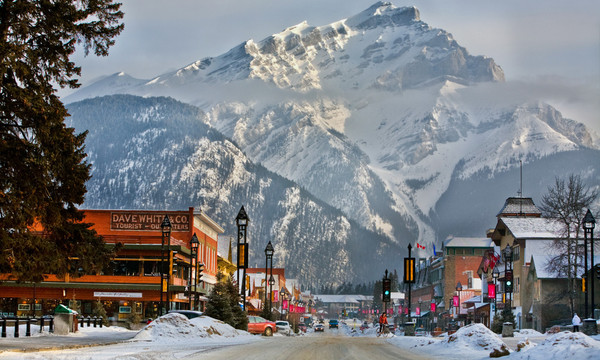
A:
[160,215,172,316]
[583,209,596,316]
[492,266,499,316]
[456,282,463,322]
[189,233,199,310]
[269,274,275,316]
[503,244,513,314]
[264,241,274,313]
[236,207,249,311]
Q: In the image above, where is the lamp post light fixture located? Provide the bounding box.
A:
[236,207,250,311]
[160,215,172,316]
[492,266,500,316]
[189,233,199,310]
[583,209,596,316]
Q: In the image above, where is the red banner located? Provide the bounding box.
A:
[488,283,496,299]
[282,299,288,310]
[289,304,295,313]
[453,295,459,307]
[416,307,420,315]
[273,290,279,302]
[430,302,436,312]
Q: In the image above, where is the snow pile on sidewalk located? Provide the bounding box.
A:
[514,328,544,337]
[510,331,600,360]
[388,323,510,358]
[134,313,251,342]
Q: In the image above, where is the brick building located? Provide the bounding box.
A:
[0,208,223,321]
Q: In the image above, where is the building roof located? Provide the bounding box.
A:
[499,217,565,239]
[443,236,494,248]
[530,254,600,279]
[496,197,542,217]
[314,294,372,304]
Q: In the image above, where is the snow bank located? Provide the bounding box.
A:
[133,313,251,343]
[514,328,544,337]
[509,331,600,360]
[388,323,510,359]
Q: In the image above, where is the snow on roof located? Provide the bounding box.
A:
[314,294,372,303]
[444,236,494,248]
[501,217,565,239]
[531,254,600,279]
[496,197,542,217]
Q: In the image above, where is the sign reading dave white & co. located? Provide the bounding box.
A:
[110,212,189,231]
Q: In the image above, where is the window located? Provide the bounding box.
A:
[513,246,520,261]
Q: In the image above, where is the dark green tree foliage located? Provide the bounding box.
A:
[205,272,248,330]
[0,1,123,282]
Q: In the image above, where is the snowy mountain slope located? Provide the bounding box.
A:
[66,95,399,285]
[65,2,598,257]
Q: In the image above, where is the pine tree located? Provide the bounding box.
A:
[0,1,124,282]
[205,272,248,330]
[93,300,109,327]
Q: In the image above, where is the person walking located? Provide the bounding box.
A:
[572,313,581,332]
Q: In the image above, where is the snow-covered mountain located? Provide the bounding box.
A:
[65,2,599,282]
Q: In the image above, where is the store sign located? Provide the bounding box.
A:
[110,212,189,231]
[94,292,143,298]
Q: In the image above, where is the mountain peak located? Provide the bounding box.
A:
[345,2,420,30]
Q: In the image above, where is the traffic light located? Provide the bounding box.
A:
[382,278,391,302]
[505,270,513,293]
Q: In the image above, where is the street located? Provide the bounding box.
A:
[188,334,432,360]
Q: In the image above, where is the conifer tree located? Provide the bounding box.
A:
[205,272,247,330]
[0,1,124,282]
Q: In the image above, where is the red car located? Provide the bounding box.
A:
[247,316,277,336]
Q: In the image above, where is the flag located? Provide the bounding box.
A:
[417,243,425,250]
[433,244,437,255]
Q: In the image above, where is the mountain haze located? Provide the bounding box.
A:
[66,2,599,283]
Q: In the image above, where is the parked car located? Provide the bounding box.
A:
[276,320,292,335]
[329,319,339,329]
[247,316,277,336]
[314,324,325,332]
[167,310,204,319]
[298,323,307,332]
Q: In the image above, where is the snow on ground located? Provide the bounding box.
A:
[387,323,510,359]
[0,314,259,360]
[508,331,600,360]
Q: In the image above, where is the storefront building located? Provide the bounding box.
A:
[0,207,223,322]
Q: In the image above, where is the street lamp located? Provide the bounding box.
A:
[492,266,499,316]
[160,215,172,316]
[583,209,596,316]
[456,281,463,320]
[236,207,249,311]
[503,244,513,313]
[189,233,199,310]
[264,241,274,313]
[269,274,275,314]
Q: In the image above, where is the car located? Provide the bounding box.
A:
[298,323,307,332]
[247,316,277,336]
[314,324,325,332]
[328,319,339,329]
[275,320,292,335]
[167,310,204,319]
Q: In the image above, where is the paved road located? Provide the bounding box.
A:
[186,335,433,360]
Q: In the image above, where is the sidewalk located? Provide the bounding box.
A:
[0,327,138,353]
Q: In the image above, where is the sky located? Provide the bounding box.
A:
[67,0,600,132]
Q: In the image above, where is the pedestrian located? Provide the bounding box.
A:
[572,313,581,332]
